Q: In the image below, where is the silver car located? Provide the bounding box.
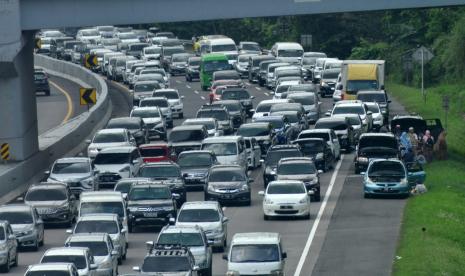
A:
[47,157,96,195]
[87,129,137,159]
[0,204,44,251]
[70,214,127,263]
[40,247,97,276]
[0,221,18,272]
[65,233,119,276]
[156,225,212,275]
[25,263,79,276]
[176,201,229,251]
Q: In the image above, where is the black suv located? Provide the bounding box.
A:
[355,133,400,174]
[137,162,187,207]
[168,125,208,156]
[263,145,303,187]
[134,244,199,275]
[186,56,201,82]
[292,138,335,172]
[34,69,51,96]
[127,184,178,232]
[220,88,255,117]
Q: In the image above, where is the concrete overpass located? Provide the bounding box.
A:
[2,0,465,160]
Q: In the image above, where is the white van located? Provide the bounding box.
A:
[224,232,287,275]
[201,136,247,169]
[271,42,304,64]
[78,191,128,232]
[203,38,238,64]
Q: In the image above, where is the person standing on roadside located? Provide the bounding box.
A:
[422,130,434,162]
[209,91,214,104]
[407,127,419,155]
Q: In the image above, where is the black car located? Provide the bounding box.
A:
[168,125,208,156]
[315,117,355,151]
[249,55,276,83]
[169,53,192,75]
[186,56,201,82]
[319,69,340,97]
[178,150,218,190]
[211,100,246,129]
[356,91,391,123]
[221,88,255,117]
[137,162,187,207]
[263,145,303,187]
[355,133,400,174]
[292,138,335,172]
[106,117,149,145]
[127,184,178,232]
[34,69,50,96]
[257,60,279,87]
[205,165,252,205]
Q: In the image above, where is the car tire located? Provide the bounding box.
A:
[13,251,18,267]
[179,113,184,119]
[128,224,134,233]
[364,193,370,199]
[313,192,321,202]
[39,233,44,247]
[264,214,269,221]
[32,240,39,252]
[355,167,360,174]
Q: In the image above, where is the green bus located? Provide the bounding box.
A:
[200,53,231,90]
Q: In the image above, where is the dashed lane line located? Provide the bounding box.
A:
[264,92,269,96]
[200,96,205,100]
[186,85,191,89]
[194,90,199,94]
[255,87,262,91]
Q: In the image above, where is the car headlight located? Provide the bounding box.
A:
[365,177,375,185]
[119,166,130,172]
[270,169,276,175]
[162,206,175,211]
[21,229,34,236]
[81,177,93,186]
[0,244,7,251]
[57,204,70,212]
[128,206,138,212]
[264,197,274,204]
[88,148,99,154]
[306,178,318,185]
[154,123,164,129]
[271,269,284,276]
[316,153,324,160]
[239,184,249,191]
[299,197,307,204]
[207,185,215,192]
[358,157,369,163]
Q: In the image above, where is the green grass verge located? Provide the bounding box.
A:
[388,82,465,275]
[392,160,465,275]
[386,82,465,158]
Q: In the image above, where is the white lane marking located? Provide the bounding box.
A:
[255,87,262,91]
[294,155,344,276]
[194,90,199,94]
[264,92,269,96]
[201,96,205,100]
[186,85,191,89]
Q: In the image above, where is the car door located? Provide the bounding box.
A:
[107,237,118,270]
[406,162,426,187]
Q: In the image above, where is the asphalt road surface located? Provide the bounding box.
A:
[36,75,88,135]
[16,74,408,276]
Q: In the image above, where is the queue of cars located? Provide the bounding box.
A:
[12,26,434,276]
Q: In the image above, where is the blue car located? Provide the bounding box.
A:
[363,159,425,198]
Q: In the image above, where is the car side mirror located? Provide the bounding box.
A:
[367,111,373,115]
[145,241,154,251]
[37,219,43,225]
[248,179,254,183]
[222,217,229,223]
[325,112,331,117]
[388,100,392,103]
[44,170,50,176]
[70,195,76,200]
[250,96,255,99]
[318,170,324,174]
[222,253,228,260]
[337,84,343,90]
[181,95,185,99]
[308,190,315,196]
[132,266,141,272]
[85,139,92,144]
[66,229,73,234]
[258,191,265,196]
[193,265,200,271]
[169,217,176,225]
[360,172,366,175]
[8,234,15,240]
[93,170,100,175]
[250,109,255,113]
[172,193,180,200]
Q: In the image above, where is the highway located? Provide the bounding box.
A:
[36,75,88,134]
[12,73,409,276]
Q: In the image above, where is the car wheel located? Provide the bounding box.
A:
[39,233,44,246]
[364,193,370,199]
[13,251,18,267]
[32,240,39,252]
[264,214,269,221]
[128,224,134,233]
[179,113,184,119]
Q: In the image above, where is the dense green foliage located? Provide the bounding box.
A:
[157,7,465,85]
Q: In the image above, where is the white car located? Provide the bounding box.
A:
[330,100,373,131]
[40,247,97,276]
[153,89,184,118]
[244,137,261,169]
[182,118,222,137]
[141,45,162,61]
[252,99,291,121]
[87,129,136,159]
[297,129,341,160]
[259,180,311,220]
[365,102,384,130]
[273,80,301,99]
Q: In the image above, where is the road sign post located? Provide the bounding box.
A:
[79,88,97,111]
[412,46,434,104]
[84,54,98,69]
[1,143,10,163]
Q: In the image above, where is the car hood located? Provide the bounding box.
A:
[215,155,237,165]
[128,199,173,207]
[11,224,34,233]
[94,256,111,265]
[180,167,209,175]
[25,200,68,208]
[277,174,317,182]
[228,262,282,275]
[170,141,202,148]
[48,173,92,182]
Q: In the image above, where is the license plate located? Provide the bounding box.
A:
[143,212,157,218]
[103,176,113,182]
[280,205,293,210]
[222,194,232,199]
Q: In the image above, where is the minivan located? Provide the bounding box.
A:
[201,136,247,170]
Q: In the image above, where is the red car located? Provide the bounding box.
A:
[139,143,176,163]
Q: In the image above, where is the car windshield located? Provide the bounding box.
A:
[368,162,405,177]
[0,211,33,224]
[231,244,280,262]
[260,118,284,129]
[297,141,325,155]
[178,154,212,167]
[129,187,171,200]
[65,42,81,49]
[172,55,189,62]
[163,47,184,57]
[52,162,89,174]
[289,96,314,105]
[170,130,205,143]
[184,120,215,130]
[26,272,70,276]
[274,113,298,123]
[139,166,180,178]
[154,91,178,99]
[367,104,380,113]
[177,209,220,222]
[203,60,231,73]
[360,137,397,149]
[197,110,228,120]
[357,93,387,103]
[222,90,250,100]
[266,150,302,165]
[93,132,126,143]
[131,109,161,119]
[140,99,168,107]
[129,44,148,51]
[209,170,245,182]
[41,255,87,269]
[67,241,108,256]
[82,30,99,36]
[299,132,329,141]
[278,163,316,175]
[288,85,317,92]
[322,70,340,79]
[256,103,273,113]
[142,256,191,272]
[94,153,129,165]
[80,202,124,218]
[215,73,240,81]
[216,103,240,112]
[212,44,236,52]
[139,147,166,157]
[242,43,260,51]
[107,121,140,130]
[34,73,47,81]
[74,221,118,234]
[26,189,67,201]
[158,233,204,247]
[347,80,379,92]
[278,49,303,57]
[145,47,161,54]
[202,143,237,156]
[276,70,300,78]
[237,126,270,137]
[275,85,291,94]
[333,106,365,116]
[268,183,306,194]
[315,121,347,131]
[344,116,362,126]
[302,58,317,65]
[119,33,138,39]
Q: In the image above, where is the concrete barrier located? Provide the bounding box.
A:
[0,55,112,204]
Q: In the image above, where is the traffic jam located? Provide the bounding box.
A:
[9,26,443,276]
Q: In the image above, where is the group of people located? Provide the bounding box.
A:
[395,125,447,163]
